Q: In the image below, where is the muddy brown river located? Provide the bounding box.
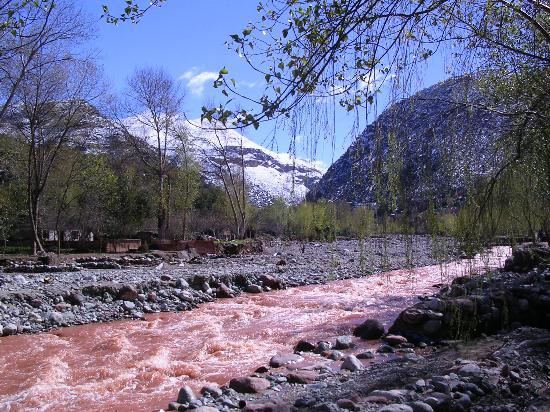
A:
[0,247,510,411]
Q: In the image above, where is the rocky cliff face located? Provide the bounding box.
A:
[309,76,506,209]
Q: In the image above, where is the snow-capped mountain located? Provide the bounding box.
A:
[184,120,325,206]
[122,117,325,206]
[308,76,507,208]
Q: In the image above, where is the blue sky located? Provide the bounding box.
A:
[84,1,449,169]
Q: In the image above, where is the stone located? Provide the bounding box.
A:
[0,324,3,336]
[377,344,395,353]
[402,309,427,325]
[369,390,406,403]
[242,400,291,412]
[457,363,482,378]
[122,301,136,311]
[259,274,283,289]
[406,402,434,412]
[287,370,318,384]
[335,335,355,349]
[269,353,303,368]
[229,377,270,393]
[357,351,375,359]
[323,350,345,360]
[378,405,414,412]
[192,407,220,412]
[341,355,363,371]
[294,397,316,408]
[314,402,340,412]
[246,284,263,293]
[384,335,408,346]
[118,284,139,301]
[294,340,316,352]
[200,384,222,398]
[65,291,84,306]
[336,398,360,411]
[3,323,17,335]
[216,283,234,298]
[422,320,442,335]
[354,319,385,339]
[314,341,332,353]
[176,385,195,403]
[47,312,65,325]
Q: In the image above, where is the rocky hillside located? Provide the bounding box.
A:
[308,76,507,209]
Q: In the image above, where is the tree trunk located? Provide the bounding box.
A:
[28,192,44,255]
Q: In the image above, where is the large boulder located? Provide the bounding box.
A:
[354,319,385,339]
[229,377,271,393]
[504,243,550,272]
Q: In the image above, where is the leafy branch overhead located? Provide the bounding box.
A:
[103,0,550,130]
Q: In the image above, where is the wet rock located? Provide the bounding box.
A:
[357,351,375,359]
[406,401,434,412]
[200,384,222,398]
[177,385,196,403]
[378,405,414,412]
[335,335,355,349]
[294,340,316,352]
[216,283,234,298]
[242,400,291,412]
[2,323,17,336]
[354,319,385,339]
[229,377,271,393]
[287,370,318,384]
[192,407,220,412]
[259,274,283,289]
[0,325,3,336]
[341,355,363,371]
[384,335,408,347]
[246,284,263,294]
[269,353,303,367]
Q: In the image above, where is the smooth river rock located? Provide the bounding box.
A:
[229,377,271,393]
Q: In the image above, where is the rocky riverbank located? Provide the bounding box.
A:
[0,236,457,335]
[160,243,549,412]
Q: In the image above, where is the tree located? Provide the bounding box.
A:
[6,53,102,253]
[172,126,201,240]
[116,66,184,239]
[196,125,249,239]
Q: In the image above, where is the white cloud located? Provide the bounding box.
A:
[179,68,218,96]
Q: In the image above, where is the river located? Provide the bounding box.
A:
[0,247,510,411]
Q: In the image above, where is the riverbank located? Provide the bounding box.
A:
[0,236,457,335]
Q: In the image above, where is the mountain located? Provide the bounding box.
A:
[184,120,325,206]
[308,76,507,209]
[123,117,325,207]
